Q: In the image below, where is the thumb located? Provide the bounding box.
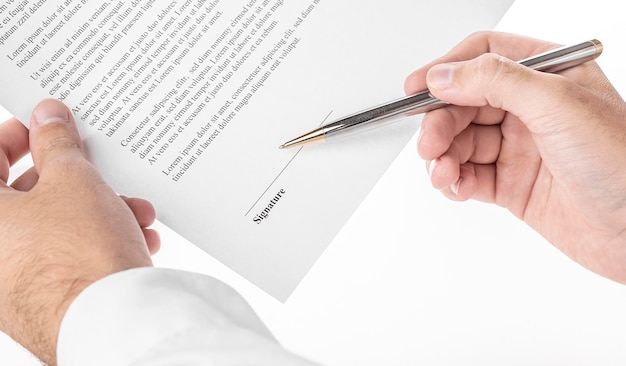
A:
[29,99,85,174]
[426,53,581,134]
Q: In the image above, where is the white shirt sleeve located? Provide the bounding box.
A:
[57,267,320,366]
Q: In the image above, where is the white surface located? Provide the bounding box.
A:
[3,0,626,364]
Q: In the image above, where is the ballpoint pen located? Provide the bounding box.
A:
[279,39,603,149]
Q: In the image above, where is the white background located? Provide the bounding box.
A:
[3,0,626,364]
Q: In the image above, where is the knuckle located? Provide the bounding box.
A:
[466,30,490,43]
[477,53,510,80]
[38,136,81,155]
[474,53,516,108]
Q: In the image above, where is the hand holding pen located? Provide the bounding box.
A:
[412,32,626,286]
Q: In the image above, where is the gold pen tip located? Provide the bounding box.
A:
[279,128,326,149]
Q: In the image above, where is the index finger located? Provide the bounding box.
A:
[404,31,560,94]
[0,117,30,184]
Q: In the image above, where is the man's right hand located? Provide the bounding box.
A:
[405,31,626,285]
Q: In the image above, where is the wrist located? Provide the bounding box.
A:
[0,252,104,365]
[4,253,152,365]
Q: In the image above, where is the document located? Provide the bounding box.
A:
[0,0,512,300]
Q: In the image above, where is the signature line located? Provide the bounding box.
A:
[244,110,333,217]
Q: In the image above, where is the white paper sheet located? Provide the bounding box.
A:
[0,0,513,300]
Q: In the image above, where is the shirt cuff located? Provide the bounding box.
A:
[57,267,318,366]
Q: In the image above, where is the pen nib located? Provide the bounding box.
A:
[279,127,326,149]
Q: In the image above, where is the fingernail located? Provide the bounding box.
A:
[428,158,440,177]
[450,179,461,196]
[427,63,457,89]
[33,99,70,126]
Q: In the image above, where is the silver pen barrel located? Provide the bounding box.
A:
[322,91,445,138]
[519,39,602,72]
[281,39,602,149]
